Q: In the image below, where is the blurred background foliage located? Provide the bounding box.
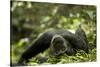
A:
[11,0,96,65]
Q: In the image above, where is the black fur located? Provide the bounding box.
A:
[49,34,76,56]
[75,25,89,53]
[17,28,88,64]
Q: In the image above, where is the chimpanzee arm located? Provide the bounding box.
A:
[17,32,53,64]
[75,26,89,53]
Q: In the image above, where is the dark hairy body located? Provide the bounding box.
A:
[17,27,88,65]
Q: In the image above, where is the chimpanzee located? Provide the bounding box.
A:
[49,34,76,56]
[17,26,88,65]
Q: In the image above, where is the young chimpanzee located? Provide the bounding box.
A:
[17,26,88,65]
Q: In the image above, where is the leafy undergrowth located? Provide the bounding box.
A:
[27,48,96,66]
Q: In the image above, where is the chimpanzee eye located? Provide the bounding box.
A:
[61,48,66,51]
[62,48,65,51]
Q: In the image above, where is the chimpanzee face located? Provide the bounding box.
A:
[51,37,67,56]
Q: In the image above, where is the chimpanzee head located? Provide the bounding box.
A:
[50,35,69,56]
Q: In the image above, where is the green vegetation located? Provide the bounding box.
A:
[11,1,96,65]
